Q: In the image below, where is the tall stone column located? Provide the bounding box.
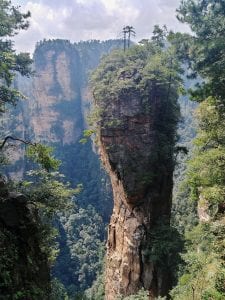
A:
[97,89,175,299]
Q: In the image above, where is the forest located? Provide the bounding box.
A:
[0,0,225,299]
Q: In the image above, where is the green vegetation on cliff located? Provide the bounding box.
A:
[91,38,182,109]
[90,32,182,195]
[90,28,185,298]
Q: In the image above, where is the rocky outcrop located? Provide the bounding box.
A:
[0,177,50,299]
[98,87,176,299]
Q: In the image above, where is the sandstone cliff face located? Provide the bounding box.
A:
[11,40,121,188]
[9,40,118,214]
[26,39,123,146]
[98,88,176,299]
[30,41,82,144]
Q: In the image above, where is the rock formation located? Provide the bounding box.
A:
[92,48,180,299]
[99,89,175,299]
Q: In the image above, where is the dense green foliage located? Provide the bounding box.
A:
[143,221,184,287]
[0,226,47,300]
[0,0,32,112]
[176,0,225,101]
[23,143,78,219]
[171,0,225,298]
[85,271,105,300]
[171,221,225,299]
[90,33,182,198]
[91,42,183,109]
[172,96,225,299]
[119,289,149,300]
[2,143,77,299]
[50,279,69,300]
[53,204,105,298]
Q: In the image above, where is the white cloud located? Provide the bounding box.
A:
[11,0,190,54]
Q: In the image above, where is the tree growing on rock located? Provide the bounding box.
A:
[122,25,136,51]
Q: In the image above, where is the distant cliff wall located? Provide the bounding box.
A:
[11,39,123,216]
[30,41,83,144]
[7,39,123,293]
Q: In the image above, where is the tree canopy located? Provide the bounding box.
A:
[0,0,32,112]
[176,0,225,101]
[171,1,225,298]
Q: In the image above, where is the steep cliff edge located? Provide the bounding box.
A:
[101,90,175,299]
[91,45,181,299]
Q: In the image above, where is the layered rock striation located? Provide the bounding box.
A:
[9,39,122,217]
[92,47,180,299]
[100,90,175,299]
[7,39,122,292]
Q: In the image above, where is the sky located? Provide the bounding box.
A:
[11,0,190,54]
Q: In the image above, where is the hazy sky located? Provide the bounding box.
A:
[11,0,190,53]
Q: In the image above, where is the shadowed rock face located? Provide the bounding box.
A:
[99,89,176,299]
[0,178,51,299]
